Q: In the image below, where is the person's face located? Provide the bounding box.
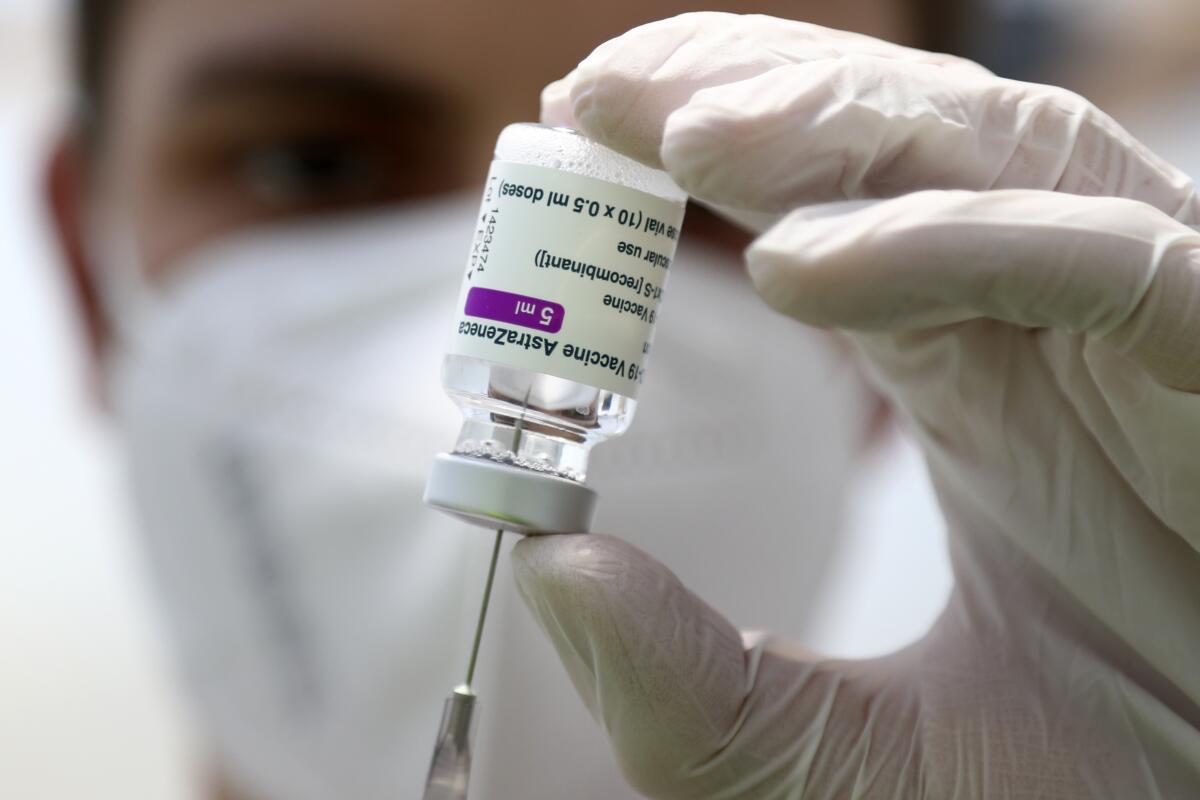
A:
[57,0,910,354]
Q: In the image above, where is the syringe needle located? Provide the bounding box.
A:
[424,395,530,799]
[465,528,503,688]
[423,527,502,800]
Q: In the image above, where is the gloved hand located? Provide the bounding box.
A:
[513,13,1200,799]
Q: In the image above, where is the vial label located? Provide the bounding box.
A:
[448,160,685,399]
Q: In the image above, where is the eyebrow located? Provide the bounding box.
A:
[171,54,458,123]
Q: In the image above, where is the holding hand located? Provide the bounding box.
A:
[517,13,1200,799]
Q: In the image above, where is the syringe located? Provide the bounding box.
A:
[423,400,528,800]
[420,526,503,800]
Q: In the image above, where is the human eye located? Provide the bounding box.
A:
[233,127,392,209]
[152,70,468,230]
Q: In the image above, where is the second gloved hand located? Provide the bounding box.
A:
[516,12,1200,799]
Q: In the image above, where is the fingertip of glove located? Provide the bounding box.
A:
[511,533,640,607]
[511,534,671,688]
[744,212,839,323]
[744,200,894,326]
[563,13,720,168]
[660,59,875,212]
[512,533,755,798]
[539,73,578,127]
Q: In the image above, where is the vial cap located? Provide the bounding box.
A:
[423,453,597,535]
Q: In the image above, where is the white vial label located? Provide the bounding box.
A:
[447,160,685,399]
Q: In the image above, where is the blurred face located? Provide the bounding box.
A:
[86,0,910,284]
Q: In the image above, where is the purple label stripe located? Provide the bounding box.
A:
[464,287,564,334]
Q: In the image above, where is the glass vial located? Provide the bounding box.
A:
[425,123,687,534]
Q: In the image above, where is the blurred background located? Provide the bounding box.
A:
[2,0,1197,798]
[0,2,200,798]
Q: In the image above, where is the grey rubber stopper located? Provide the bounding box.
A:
[423,453,597,535]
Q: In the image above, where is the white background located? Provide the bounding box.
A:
[0,3,199,798]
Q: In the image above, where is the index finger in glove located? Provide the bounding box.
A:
[540,11,990,164]
[543,13,1199,223]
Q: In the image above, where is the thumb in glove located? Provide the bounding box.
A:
[512,533,925,800]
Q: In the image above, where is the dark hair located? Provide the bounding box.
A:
[74,0,128,133]
[911,0,967,59]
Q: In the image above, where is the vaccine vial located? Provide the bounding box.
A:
[424,124,687,534]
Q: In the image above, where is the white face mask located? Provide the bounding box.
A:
[97,195,884,800]
[104,196,485,800]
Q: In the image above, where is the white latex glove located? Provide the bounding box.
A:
[514,13,1200,799]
